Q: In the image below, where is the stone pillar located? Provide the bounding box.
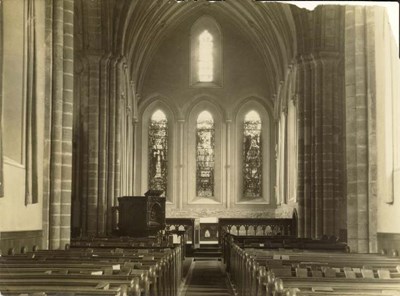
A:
[70,0,131,236]
[105,58,119,234]
[60,0,74,247]
[226,119,232,209]
[297,53,344,239]
[74,55,131,236]
[178,119,185,209]
[0,0,3,198]
[43,0,74,249]
[86,54,101,235]
[344,6,377,253]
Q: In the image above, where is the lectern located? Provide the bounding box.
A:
[117,191,166,237]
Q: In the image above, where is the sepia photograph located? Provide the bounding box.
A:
[0,0,399,295]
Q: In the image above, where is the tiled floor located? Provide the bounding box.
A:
[183,260,233,296]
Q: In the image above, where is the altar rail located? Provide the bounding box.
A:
[218,218,297,245]
[165,218,195,248]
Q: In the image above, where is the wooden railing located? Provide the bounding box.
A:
[165,218,196,256]
[218,218,297,245]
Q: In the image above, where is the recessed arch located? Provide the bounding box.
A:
[184,95,227,122]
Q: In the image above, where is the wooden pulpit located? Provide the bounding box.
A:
[117,191,166,237]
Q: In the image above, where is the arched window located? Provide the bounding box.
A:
[243,111,262,198]
[198,30,213,82]
[196,111,215,197]
[148,110,168,194]
[190,16,222,87]
[235,100,273,204]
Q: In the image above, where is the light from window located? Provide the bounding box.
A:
[243,111,262,198]
[196,111,215,197]
[198,30,214,82]
[148,110,168,195]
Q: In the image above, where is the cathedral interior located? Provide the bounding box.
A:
[0,0,399,295]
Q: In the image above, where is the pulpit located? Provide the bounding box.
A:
[117,191,166,237]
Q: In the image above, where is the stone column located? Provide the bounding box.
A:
[225,119,232,209]
[60,0,74,247]
[344,6,377,253]
[43,0,74,249]
[105,57,119,234]
[86,54,101,236]
[0,0,3,197]
[297,52,344,239]
[178,119,185,209]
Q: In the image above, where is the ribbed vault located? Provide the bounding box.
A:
[112,0,297,98]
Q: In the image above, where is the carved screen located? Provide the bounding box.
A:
[243,111,262,198]
[148,110,168,195]
[196,111,215,197]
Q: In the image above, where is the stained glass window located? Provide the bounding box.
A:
[243,111,262,198]
[196,111,215,197]
[148,110,168,195]
[198,30,213,82]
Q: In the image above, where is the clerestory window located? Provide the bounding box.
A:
[190,16,222,87]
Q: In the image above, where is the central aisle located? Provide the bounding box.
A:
[182,260,234,296]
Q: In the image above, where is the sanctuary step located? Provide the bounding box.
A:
[193,244,222,260]
[183,260,234,296]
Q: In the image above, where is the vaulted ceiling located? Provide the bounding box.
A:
[98,0,299,97]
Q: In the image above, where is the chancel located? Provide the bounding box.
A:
[0,0,399,295]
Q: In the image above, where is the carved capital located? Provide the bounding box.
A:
[291,94,298,106]
[281,105,288,116]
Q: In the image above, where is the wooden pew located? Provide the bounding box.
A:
[271,276,400,296]
[226,235,400,296]
[0,238,183,296]
[250,250,400,296]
